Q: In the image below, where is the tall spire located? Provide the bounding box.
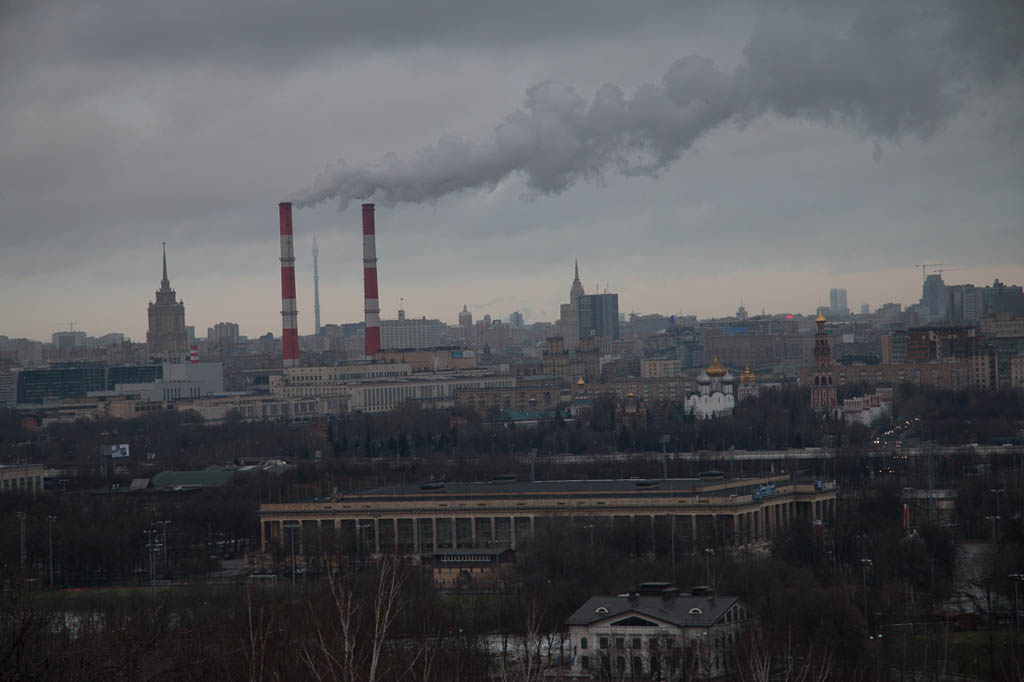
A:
[312,235,321,336]
[570,259,585,305]
[161,242,170,290]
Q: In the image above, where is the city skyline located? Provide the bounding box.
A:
[4,247,1023,342]
[2,1,1022,340]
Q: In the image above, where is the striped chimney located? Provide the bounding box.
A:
[189,345,199,364]
[362,203,381,356]
[279,202,299,368]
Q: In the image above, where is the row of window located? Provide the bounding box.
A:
[1,476,43,491]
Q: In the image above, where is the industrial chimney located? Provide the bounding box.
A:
[279,202,299,368]
[362,203,381,357]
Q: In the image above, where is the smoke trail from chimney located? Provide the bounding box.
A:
[290,3,1020,210]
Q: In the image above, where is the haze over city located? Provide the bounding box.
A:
[2,0,1023,341]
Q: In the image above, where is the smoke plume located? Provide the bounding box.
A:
[292,1,1022,209]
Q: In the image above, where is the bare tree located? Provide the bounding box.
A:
[300,555,408,682]
[733,628,833,682]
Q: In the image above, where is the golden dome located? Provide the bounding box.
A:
[626,391,635,399]
[741,366,755,382]
[577,377,585,386]
[705,357,727,377]
[816,312,826,323]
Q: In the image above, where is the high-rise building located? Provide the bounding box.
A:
[147,244,187,355]
[381,309,445,350]
[558,261,585,350]
[920,274,947,322]
[207,322,241,350]
[578,293,620,341]
[459,305,472,330]
[829,288,848,316]
[860,303,870,315]
[509,311,524,328]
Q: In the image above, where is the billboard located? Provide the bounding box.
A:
[104,444,130,459]
[451,350,474,359]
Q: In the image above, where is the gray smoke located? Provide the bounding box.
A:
[292,1,1022,209]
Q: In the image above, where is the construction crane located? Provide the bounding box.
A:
[914,263,951,283]
[935,266,965,278]
[61,321,76,332]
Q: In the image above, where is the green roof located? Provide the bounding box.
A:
[150,466,237,490]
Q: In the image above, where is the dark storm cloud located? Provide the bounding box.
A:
[294,0,1023,209]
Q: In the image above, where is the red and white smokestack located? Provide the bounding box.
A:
[362,203,381,357]
[279,202,300,368]
[189,345,199,364]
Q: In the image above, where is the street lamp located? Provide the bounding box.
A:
[583,523,596,559]
[143,529,158,585]
[660,435,671,479]
[991,488,1005,541]
[1010,573,1024,631]
[155,520,171,576]
[283,523,299,586]
[47,515,56,588]
[16,512,26,573]
[861,559,873,633]
[985,515,1000,543]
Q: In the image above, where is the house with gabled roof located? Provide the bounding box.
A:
[564,582,754,680]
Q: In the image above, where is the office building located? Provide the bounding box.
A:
[380,309,445,350]
[829,288,848,316]
[579,293,620,341]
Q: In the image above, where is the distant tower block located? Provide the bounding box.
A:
[362,204,381,356]
[279,202,299,368]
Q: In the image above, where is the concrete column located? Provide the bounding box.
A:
[471,518,478,547]
[413,516,421,553]
[373,519,380,554]
[510,517,517,550]
[260,520,267,552]
[432,518,438,552]
[490,517,496,542]
[690,514,697,542]
[530,516,535,538]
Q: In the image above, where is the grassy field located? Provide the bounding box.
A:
[893,629,1024,679]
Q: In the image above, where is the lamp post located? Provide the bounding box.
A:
[283,523,299,586]
[668,514,676,578]
[986,515,1000,543]
[861,558,873,633]
[660,435,671,479]
[143,529,157,585]
[1011,574,1024,631]
[155,520,171,576]
[991,488,1005,541]
[16,512,26,573]
[583,523,595,563]
[47,515,56,588]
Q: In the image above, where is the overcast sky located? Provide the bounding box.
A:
[2,0,1022,341]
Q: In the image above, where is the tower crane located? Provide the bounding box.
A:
[914,263,950,283]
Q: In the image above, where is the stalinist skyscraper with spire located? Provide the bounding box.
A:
[557,261,585,350]
[147,243,187,355]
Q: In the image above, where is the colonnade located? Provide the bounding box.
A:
[260,495,838,555]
